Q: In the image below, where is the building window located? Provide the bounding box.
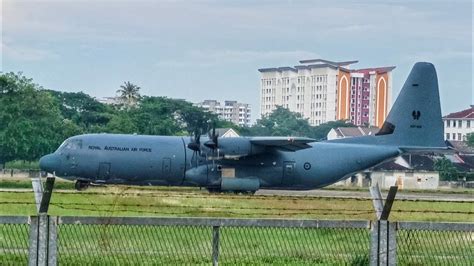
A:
[458,133,462,140]
[453,120,456,127]
[446,133,450,140]
[458,120,462,128]
[446,120,450,127]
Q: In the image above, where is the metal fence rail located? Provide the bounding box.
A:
[0,216,472,265]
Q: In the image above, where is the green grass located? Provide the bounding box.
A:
[0,183,472,221]
[0,223,30,265]
[0,182,472,265]
[4,161,39,170]
[0,223,371,265]
[397,229,473,265]
[1,222,471,265]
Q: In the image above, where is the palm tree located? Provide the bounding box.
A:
[117,81,141,108]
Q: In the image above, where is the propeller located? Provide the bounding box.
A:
[204,121,221,167]
[187,128,201,152]
[204,121,218,150]
[187,128,202,167]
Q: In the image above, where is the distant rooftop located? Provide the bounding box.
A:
[333,127,379,138]
[443,106,474,119]
[353,66,396,74]
[298,59,358,66]
[447,140,474,155]
[372,154,466,172]
[259,58,395,74]
[258,67,297,73]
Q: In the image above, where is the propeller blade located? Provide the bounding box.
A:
[187,142,200,151]
[204,140,217,149]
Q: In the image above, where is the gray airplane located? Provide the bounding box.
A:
[40,62,446,192]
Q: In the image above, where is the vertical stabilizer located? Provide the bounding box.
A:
[376,62,445,148]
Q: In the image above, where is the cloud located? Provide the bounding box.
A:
[401,50,473,62]
[155,50,320,68]
[1,42,59,61]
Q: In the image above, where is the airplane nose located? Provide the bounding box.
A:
[39,154,61,173]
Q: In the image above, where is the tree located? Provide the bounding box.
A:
[106,112,138,134]
[467,133,474,147]
[0,72,74,164]
[239,107,355,138]
[434,157,459,181]
[117,81,141,108]
[132,96,182,135]
[309,120,356,140]
[244,106,312,137]
[173,100,218,135]
[47,90,112,132]
[131,96,222,136]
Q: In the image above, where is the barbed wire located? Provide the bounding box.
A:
[49,204,378,217]
[1,201,472,215]
[2,190,473,203]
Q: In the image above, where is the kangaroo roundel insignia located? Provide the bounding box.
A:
[412,110,421,120]
[304,162,311,170]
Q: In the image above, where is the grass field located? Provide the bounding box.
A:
[0,178,472,222]
[0,178,472,265]
[1,217,472,265]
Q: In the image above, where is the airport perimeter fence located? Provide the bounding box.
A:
[0,216,472,265]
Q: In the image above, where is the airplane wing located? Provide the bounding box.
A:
[249,137,316,152]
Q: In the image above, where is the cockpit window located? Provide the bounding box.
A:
[57,139,83,151]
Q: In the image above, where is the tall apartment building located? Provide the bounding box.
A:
[258,59,394,127]
[443,106,474,141]
[196,100,252,127]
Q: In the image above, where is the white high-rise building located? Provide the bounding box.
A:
[196,100,251,127]
[259,59,394,127]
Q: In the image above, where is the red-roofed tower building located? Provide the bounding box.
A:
[337,67,395,127]
[258,59,395,127]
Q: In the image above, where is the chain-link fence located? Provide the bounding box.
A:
[0,216,472,265]
[56,218,371,265]
[397,222,473,265]
[0,217,30,265]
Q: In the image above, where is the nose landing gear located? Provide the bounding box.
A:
[75,180,90,191]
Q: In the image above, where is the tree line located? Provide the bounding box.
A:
[0,72,354,165]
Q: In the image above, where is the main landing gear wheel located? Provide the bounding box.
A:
[75,180,90,191]
[233,190,256,195]
[207,188,222,194]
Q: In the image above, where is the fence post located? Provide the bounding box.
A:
[28,215,57,266]
[388,221,396,265]
[28,173,58,265]
[212,226,220,266]
[28,216,39,266]
[370,185,398,265]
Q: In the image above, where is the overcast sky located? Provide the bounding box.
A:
[1,0,472,122]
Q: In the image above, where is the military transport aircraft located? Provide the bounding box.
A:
[40,62,446,192]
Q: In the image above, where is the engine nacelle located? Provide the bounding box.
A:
[220,177,260,192]
[215,138,265,159]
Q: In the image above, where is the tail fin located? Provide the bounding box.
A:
[376,62,446,150]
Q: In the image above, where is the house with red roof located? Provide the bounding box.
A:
[443,105,474,141]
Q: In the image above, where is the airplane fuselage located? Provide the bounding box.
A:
[40,134,401,191]
[38,62,447,192]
